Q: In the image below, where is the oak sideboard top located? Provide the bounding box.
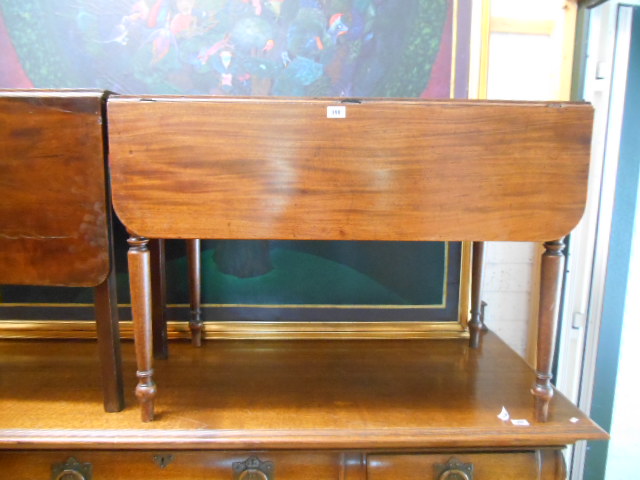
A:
[0,333,607,450]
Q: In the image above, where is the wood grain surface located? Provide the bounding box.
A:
[0,449,565,479]
[0,451,345,480]
[367,451,562,480]
[0,90,110,286]
[108,97,593,242]
[0,333,606,450]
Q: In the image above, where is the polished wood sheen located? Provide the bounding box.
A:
[0,335,606,449]
[127,235,156,422]
[0,95,605,477]
[0,451,346,480]
[0,89,124,413]
[107,96,595,422]
[0,450,567,479]
[0,90,110,285]
[0,336,607,478]
[107,97,592,242]
[533,240,566,421]
[368,451,564,480]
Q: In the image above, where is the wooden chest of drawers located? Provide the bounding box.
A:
[0,337,605,479]
[0,449,566,480]
[368,451,565,480]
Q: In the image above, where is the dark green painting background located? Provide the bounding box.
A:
[0,0,464,320]
[3,240,448,306]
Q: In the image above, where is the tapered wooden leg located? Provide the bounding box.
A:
[150,239,168,359]
[187,239,203,347]
[128,234,156,422]
[469,241,488,348]
[94,265,124,412]
[532,239,565,422]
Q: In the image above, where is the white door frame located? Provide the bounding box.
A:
[555,2,639,478]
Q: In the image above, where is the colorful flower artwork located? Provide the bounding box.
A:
[1,0,452,97]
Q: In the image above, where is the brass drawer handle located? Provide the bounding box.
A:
[54,469,86,480]
[439,470,471,480]
[435,458,473,480]
[233,456,274,480]
[51,458,92,480]
[238,471,269,480]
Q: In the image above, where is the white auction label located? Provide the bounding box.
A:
[327,106,346,118]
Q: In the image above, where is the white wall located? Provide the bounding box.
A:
[601,2,640,478]
[473,0,577,362]
[605,174,640,477]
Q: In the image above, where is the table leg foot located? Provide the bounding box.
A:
[136,369,157,422]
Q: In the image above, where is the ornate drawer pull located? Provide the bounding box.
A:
[233,456,274,480]
[51,458,92,480]
[54,470,86,480]
[435,458,473,480]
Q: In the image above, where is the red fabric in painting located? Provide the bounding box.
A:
[421,1,452,99]
[0,13,33,88]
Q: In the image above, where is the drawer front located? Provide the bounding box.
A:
[0,451,346,480]
[367,451,566,480]
[0,450,564,479]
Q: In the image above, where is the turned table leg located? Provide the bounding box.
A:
[532,239,565,422]
[150,239,169,359]
[128,234,156,422]
[187,239,203,346]
[94,263,124,412]
[469,241,488,348]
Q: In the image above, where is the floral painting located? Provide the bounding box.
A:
[1,0,453,97]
